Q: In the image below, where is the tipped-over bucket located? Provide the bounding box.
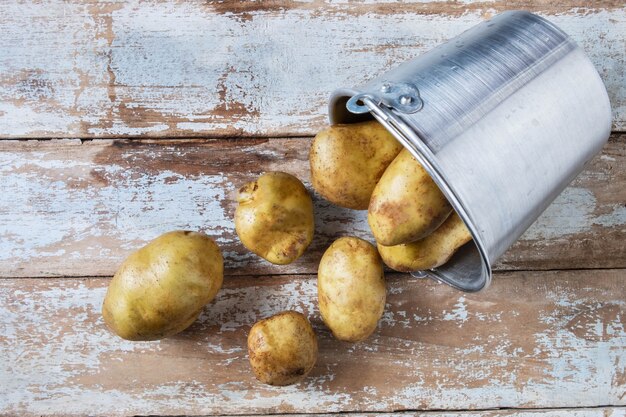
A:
[329,11,612,291]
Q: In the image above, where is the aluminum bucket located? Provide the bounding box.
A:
[329,11,612,292]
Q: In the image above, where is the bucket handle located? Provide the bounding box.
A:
[346,81,424,115]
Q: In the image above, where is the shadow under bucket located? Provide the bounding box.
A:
[329,11,612,292]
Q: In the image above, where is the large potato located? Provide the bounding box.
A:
[368,149,452,246]
[247,311,318,386]
[102,231,223,341]
[235,172,314,265]
[378,213,472,272]
[309,121,403,209]
[317,237,385,342]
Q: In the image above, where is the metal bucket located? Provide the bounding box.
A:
[329,11,612,292]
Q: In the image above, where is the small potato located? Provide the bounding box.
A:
[368,149,452,246]
[378,213,472,272]
[310,121,403,210]
[247,311,318,386]
[235,172,314,265]
[102,231,223,341]
[317,237,385,342]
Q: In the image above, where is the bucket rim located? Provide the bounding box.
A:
[329,92,492,292]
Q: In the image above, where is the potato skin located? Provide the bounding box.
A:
[102,231,223,341]
[247,311,318,386]
[310,121,403,210]
[378,213,472,272]
[235,172,314,265]
[317,237,386,342]
[368,149,452,246]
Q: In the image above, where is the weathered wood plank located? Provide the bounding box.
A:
[200,411,626,417]
[0,270,624,416]
[4,410,626,417]
[0,1,624,138]
[1,135,624,278]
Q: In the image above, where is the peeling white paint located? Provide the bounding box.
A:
[201,279,319,332]
[522,187,596,240]
[88,124,171,136]
[594,204,626,229]
[442,296,469,325]
[1,137,625,277]
[0,140,379,276]
[1,273,625,415]
[3,172,228,248]
[520,183,626,241]
[0,4,623,137]
[0,147,232,274]
[0,103,80,136]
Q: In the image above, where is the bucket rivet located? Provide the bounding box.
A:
[399,95,414,105]
[380,83,392,93]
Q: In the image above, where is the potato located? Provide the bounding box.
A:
[102,231,223,341]
[378,213,472,272]
[317,237,385,342]
[368,148,452,246]
[247,311,318,386]
[235,172,314,265]
[309,121,404,210]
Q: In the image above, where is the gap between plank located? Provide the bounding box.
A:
[136,404,626,416]
[0,132,623,142]
[2,266,626,280]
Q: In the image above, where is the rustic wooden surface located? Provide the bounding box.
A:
[0,1,624,138]
[1,134,625,278]
[199,413,626,417]
[1,1,625,416]
[1,270,625,416]
[164,413,626,417]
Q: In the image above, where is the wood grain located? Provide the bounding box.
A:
[1,269,624,416]
[203,411,626,417]
[194,407,626,417]
[1,135,624,278]
[201,411,626,417]
[0,1,624,138]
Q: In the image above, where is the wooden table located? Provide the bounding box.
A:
[1,2,625,416]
